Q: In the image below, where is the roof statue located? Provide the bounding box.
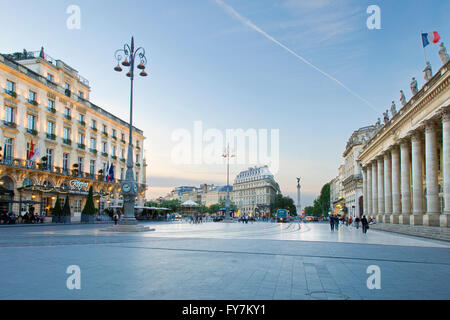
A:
[439,42,449,65]
[423,61,433,81]
[410,77,418,95]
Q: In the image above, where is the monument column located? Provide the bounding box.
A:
[399,139,411,224]
[371,160,378,217]
[442,110,450,227]
[424,121,441,226]
[391,145,401,223]
[367,163,372,216]
[377,156,385,222]
[383,150,392,222]
[411,130,424,225]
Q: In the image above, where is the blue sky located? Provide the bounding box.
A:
[1,0,449,205]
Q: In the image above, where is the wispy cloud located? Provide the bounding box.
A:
[214,0,376,111]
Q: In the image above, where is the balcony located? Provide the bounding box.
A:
[48,107,56,114]
[120,158,125,163]
[90,148,98,155]
[0,158,115,183]
[101,152,108,158]
[3,121,17,128]
[64,89,71,98]
[91,127,97,132]
[46,133,56,141]
[111,155,117,160]
[27,128,38,136]
[64,114,72,121]
[135,163,140,167]
[120,139,126,144]
[78,143,85,150]
[78,120,86,127]
[4,89,17,98]
[102,132,108,137]
[112,136,117,141]
[28,100,38,106]
[63,138,72,145]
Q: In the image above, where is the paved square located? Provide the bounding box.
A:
[0,221,449,300]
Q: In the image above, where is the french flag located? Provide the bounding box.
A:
[422,31,440,47]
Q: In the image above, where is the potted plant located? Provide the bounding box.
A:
[81,186,96,224]
[51,197,62,223]
[61,195,71,224]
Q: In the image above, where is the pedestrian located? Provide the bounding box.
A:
[361,215,369,234]
[355,216,360,229]
[329,215,335,231]
[113,214,118,225]
[334,215,339,230]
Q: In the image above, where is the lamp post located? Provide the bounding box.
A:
[222,144,235,220]
[113,36,148,225]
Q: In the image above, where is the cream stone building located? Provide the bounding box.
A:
[342,126,377,217]
[329,165,345,215]
[359,60,450,227]
[231,165,280,217]
[0,49,147,220]
[203,185,232,207]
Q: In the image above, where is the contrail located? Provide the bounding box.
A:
[214,0,377,112]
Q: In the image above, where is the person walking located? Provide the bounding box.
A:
[355,216,360,230]
[329,215,335,231]
[361,215,369,234]
[334,215,339,230]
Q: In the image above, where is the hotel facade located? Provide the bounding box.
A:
[0,49,147,220]
[359,60,450,227]
[231,165,280,217]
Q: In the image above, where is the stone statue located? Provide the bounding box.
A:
[423,61,433,81]
[410,77,418,95]
[391,101,397,117]
[399,90,406,106]
[296,177,301,187]
[376,117,382,129]
[383,110,389,124]
[439,42,449,65]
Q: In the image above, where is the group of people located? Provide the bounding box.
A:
[0,210,45,224]
[329,214,372,234]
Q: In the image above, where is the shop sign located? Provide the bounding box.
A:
[70,179,88,191]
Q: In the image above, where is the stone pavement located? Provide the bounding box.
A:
[370,223,450,242]
[0,221,449,300]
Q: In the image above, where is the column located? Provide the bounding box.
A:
[362,166,367,216]
[377,156,385,222]
[368,164,372,216]
[384,150,392,222]
[391,146,401,223]
[424,122,440,226]
[399,139,411,224]
[442,110,450,227]
[371,160,378,217]
[411,130,424,225]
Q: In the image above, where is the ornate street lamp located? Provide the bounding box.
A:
[222,144,235,221]
[113,36,148,226]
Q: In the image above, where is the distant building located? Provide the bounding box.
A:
[342,125,377,217]
[329,165,344,215]
[204,185,232,207]
[231,165,280,217]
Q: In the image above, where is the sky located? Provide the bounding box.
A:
[1,0,449,206]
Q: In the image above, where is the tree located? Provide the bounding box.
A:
[307,183,331,217]
[51,197,62,223]
[81,186,96,223]
[62,195,71,223]
[273,194,297,216]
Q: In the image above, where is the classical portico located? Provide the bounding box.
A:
[360,60,450,227]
